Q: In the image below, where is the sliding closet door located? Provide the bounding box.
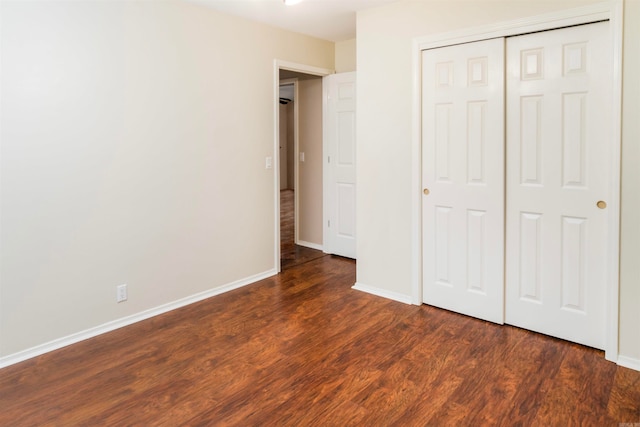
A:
[422,38,505,324]
[505,22,612,349]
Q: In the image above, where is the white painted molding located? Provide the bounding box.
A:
[411,0,623,361]
[415,2,611,50]
[297,240,323,251]
[617,355,640,372]
[0,268,277,369]
[352,282,414,305]
[604,0,623,365]
[273,60,283,273]
[276,60,333,77]
[411,37,423,306]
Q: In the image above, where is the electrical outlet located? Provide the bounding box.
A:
[117,284,128,303]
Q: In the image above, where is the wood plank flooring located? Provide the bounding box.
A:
[280,189,324,269]
[1,254,639,426]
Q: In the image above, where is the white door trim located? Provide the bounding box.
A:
[411,0,623,362]
[273,60,333,272]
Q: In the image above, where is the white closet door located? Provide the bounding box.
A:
[505,22,612,349]
[422,38,505,324]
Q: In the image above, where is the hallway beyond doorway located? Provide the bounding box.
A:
[280,189,324,269]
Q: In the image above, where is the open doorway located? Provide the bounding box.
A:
[278,69,326,270]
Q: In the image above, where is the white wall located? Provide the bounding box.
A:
[357,0,640,363]
[0,0,334,359]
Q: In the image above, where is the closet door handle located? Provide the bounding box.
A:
[596,200,607,209]
[423,188,430,195]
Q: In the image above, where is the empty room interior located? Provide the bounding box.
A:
[1,0,639,425]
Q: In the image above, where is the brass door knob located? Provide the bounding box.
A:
[597,201,607,209]
[423,188,430,195]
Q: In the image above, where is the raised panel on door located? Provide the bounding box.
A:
[324,72,356,259]
[505,22,612,349]
[422,38,505,324]
[336,183,355,239]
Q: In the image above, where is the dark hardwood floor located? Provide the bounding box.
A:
[280,189,324,269]
[1,248,640,425]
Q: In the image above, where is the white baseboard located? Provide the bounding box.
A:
[0,268,278,369]
[352,282,413,305]
[617,355,640,372]
[297,240,323,251]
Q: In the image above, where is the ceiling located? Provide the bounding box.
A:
[188,0,398,42]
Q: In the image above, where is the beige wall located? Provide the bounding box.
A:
[297,78,324,246]
[279,104,289,190]
[286,102,295,190]
[357,0,640,363]
[0,0,334,358]
[335,38,357,72]
[277,100,296,190]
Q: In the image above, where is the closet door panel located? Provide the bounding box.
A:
[505,22,612,349]
[422,38,505,324]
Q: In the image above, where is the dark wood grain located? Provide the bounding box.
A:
[280,189,324,269]
[1,254,639,426]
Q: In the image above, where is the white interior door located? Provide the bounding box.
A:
[505,22,612,349]
[422,38,505,324]
[324,72,356,259]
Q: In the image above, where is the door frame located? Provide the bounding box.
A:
[411,1,623,361]
[273,60,332,272]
